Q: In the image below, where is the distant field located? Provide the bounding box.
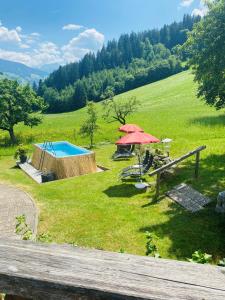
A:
[0,71,224,261]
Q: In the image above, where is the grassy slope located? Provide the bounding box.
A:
[0,71,224,261]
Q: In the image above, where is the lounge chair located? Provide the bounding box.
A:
[120,154,154,179]
[120,150,150,174]
[112,145,135,160]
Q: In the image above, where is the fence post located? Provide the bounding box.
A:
[195,151,200,179]
[155,173,161,200]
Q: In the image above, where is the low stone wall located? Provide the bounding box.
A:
[31,144,97,179]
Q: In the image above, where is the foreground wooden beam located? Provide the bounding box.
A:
[0,239,224,300]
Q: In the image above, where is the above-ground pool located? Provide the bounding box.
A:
[38,141,90,158]
[32,141,97,179]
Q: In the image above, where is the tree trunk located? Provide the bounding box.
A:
[9,127,16,144]
[90,132,93,148]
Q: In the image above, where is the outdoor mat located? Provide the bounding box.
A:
[166,183,211,212]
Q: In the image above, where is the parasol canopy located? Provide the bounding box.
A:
[116,132,160,145]
[119,124,144,133]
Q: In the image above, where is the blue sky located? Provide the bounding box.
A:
[0,0,207,69]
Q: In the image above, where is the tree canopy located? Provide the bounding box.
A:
[0,78,46,143]
[184,0,225,109]
[102,96,139,125]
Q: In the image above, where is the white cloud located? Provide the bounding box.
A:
[61,28,104,63]
[191,0,209,17]
[0,25,21,43]
[180,0,194,7]
[16,26,22,32]
[0,25,104,68]
[0,49,31,65]
[30,32,40,37]
[19,43,30,49]
[0,42,63,68]
[63,28,104,52]
[191,7,207,16]
[63,24,83,31]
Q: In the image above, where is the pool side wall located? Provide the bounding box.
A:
[31,144,97,179]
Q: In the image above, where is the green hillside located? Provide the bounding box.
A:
[2,70,225,153]
[0,71,224,261]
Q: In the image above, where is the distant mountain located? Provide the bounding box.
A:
[40,63,60,73]
[0,59,48,83]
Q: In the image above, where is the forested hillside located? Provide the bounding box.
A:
[38,15,200,113]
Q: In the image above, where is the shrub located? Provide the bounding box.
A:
[14,144,29,160]
[145,231,160,258]
[188,250,212,264]
[218,258,225,267]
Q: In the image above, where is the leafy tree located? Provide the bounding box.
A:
[102,95,139,125]
[183,0,225,109]
[0,78,46,144]
[79,101,99,148]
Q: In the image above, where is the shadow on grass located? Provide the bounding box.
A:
[151,152,225,200]
[190,114,225,127]
[139,153,225,260]
[139,201,225,260]
[103,184,146,198]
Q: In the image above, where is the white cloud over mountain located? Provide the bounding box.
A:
[0,22,105,68]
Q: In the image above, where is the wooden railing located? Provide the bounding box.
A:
[0,239,224,299]
[149,146,206,199]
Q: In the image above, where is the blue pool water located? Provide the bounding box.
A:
[37,141,90,158]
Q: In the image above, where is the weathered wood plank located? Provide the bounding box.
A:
[0,239,224,300]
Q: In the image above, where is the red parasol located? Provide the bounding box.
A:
[119,124,144,133]
[116,131,160,145]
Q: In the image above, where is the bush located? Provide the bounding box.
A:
[14,144,29,160]
[145,231,160,258]
[188,250,212,264]
[218,258,225,267]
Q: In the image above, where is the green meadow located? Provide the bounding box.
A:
[0,71,224,261]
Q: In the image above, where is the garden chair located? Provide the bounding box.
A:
[120,150,150,174]
[112,144,135,160]
[120,154,154,179]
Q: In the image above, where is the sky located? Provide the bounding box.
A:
[0,0,208,69]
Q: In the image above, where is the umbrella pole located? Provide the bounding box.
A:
[137,147,142,182]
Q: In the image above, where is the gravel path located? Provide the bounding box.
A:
[0,184,38,238]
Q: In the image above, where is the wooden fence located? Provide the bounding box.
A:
[149,146,206,199]
[0,238,224,300]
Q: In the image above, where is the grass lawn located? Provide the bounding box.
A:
[0,71,224,262]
